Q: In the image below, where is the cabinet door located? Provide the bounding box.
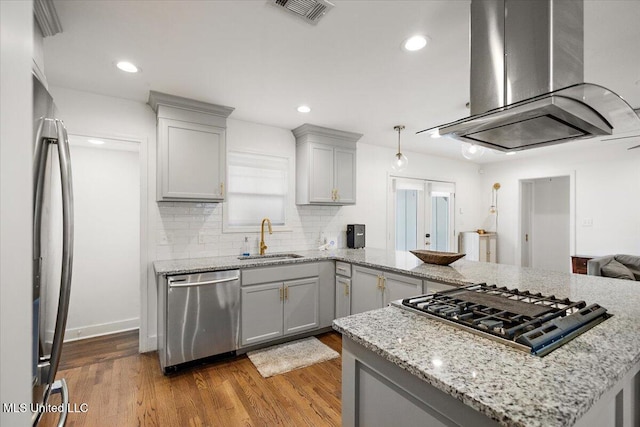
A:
[383,272,423,305]
[488,236,497,263]
[309,143,335,203]
[478,235,497,263]
[334,147,356,204]
[351,266,383,315]
[241,282,283,346]
[335,276,351,319]
[158,118,225,201]
[283,278,319,336]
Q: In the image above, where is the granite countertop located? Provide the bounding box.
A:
[331,255,640,427]
[154,247,472,283]
[154,248,640,426]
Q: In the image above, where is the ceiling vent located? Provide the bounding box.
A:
[269,0,334,25]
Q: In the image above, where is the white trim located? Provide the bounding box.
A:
[60,319,139,343]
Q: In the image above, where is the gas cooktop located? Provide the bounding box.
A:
[396,283,611,356]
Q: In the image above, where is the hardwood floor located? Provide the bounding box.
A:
[40,331,343,427]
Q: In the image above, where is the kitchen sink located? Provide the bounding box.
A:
[237,253,304,261]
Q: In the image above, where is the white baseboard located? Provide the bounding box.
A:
[140,334,157,353]
[61,318,140,342]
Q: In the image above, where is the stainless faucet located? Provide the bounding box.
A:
[259,218,272,255]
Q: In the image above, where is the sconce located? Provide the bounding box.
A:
[489,183,500,214]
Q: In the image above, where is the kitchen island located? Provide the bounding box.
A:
[154,248,640,426]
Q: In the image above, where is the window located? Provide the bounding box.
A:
[224,151,288,231]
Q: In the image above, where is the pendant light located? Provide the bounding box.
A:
[392,125,408,171]
[461,142,485,160]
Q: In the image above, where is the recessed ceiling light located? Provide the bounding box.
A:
[403,35,429,52]
[505,152,516,156]
[430,129,441,139]
[297,105,311,113]
[88,139,105,145]
[116,61,139,73]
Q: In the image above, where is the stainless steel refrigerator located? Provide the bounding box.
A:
[32,73,74,426]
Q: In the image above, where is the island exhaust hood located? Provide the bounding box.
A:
[419,0,640,152]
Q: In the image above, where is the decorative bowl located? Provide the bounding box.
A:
[409,250,466,265]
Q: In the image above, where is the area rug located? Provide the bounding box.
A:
[246,337,339,378]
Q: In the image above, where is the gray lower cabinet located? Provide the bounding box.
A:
[335,275,351,319]
[283,278,319,335]
[240,262,333,347]
[342,337,500,427]
[241,282,284,345]
[351,266,423,315]
[241,278,319,346]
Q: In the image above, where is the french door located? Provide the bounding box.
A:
[390,177,455,252]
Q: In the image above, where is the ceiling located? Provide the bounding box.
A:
[44,0,640,164]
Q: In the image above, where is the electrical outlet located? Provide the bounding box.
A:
[581,218,593,227]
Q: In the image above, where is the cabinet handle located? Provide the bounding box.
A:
[382,276,386,291]
[280,287,284,301]
[284,286,288,301]
[377,275,384,290]
[335,189,340,201]
[344,283,349,296]
[220,182,224,196]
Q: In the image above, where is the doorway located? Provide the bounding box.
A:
[519,176,571,272]
[63,134,143,342]
[390,177,455,252]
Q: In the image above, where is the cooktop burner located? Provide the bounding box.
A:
[398,283,611,356]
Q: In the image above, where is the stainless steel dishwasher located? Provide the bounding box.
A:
[158,270,240,373]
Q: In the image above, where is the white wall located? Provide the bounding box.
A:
[64,144,140,340]
[1,1,33,424]
[481,143,640,267]
[531,176,570,273]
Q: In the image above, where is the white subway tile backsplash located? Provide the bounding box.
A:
[156,202,348,258]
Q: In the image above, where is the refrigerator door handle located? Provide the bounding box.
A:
[45,120,74,392]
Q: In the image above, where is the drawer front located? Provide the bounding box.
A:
[242,263,319,286]
[335,261,351,277]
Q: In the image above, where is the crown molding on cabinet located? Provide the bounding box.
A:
[34,0,63,37]
[292,123,363,143]
[148,91,235,119]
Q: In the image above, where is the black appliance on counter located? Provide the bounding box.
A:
[346,224,365,248]
[396,283,611,356]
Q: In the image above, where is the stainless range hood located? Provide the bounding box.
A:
[419,0,640,152]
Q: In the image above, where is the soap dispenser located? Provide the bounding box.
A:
[242,236,250,257]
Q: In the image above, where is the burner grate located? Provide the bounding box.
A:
[400,283,610,356]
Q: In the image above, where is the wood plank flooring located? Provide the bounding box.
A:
[39,331,342,427]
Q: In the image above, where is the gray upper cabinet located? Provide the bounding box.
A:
[148,91,234,202]
[293,124,362,205]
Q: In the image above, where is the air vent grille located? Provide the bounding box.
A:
[269,0,334,25]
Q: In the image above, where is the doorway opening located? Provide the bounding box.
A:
[519,175,572,272]
[64,134,144,346]
[389,177,455,252]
